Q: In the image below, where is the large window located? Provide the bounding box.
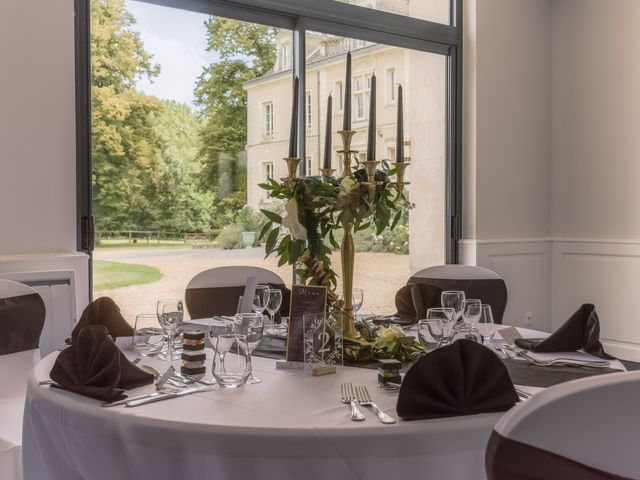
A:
[78,0,462,316]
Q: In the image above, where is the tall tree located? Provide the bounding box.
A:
[194,18,277,213]
[91,0,164,231]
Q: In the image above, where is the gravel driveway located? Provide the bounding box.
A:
[94,247,410,323]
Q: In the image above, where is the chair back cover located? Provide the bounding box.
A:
[0,279,46,356]
[185,266,289,319]
[486,371,640,479]
[407,265,508,324]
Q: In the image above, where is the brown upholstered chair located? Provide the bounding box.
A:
[396,264,508,324]
[184,266,290,319]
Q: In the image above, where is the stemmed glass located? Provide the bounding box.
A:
[351,288,364,317]
[253,285,271,326]
[418,319,444,353]
[441,290,465,322]
[426,307,455,345]
[235,312,263,384]
[477,304,496,345]
[237,295,260,314]
[264,289,283,336]
[158,302,183,361]
[461,299,482,327]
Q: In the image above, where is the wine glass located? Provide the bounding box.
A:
[157,298,184,355]
[426,307,455,345]
[132,314,163,356]
[477,304,496,345]
[264,289,283,335]
[158,302,183,361]
[461,299,482,327]
[253,285,271,326]
[418,319,444,353]
[235,312,264,384]
[441,290,465,322]
[211,333,251,388]
[352,288,364,316]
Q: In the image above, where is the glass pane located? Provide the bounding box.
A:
[260,30,446,315]
[333,0,450,25]
[90,0,292,321]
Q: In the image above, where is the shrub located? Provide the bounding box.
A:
[216,224,244,250]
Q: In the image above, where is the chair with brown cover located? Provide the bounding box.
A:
[184,266,290,319]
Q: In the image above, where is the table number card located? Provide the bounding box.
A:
[303,312,343,369]
[286,285,327,362]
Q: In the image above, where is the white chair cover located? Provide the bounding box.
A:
[0,280,44,480]
[488,371,640,479]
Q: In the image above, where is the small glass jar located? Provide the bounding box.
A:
[377,359,402,387]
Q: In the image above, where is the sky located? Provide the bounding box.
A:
[126,0,216,107]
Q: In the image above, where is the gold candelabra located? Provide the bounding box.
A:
[320,168,336,177]
[392,162,410,200]
[281,156,302,188]
[337,130,357,178]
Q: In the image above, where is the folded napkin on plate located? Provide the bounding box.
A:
[514,304,614,359]
[397,339,518,420]
[69,297,134,344]
[51,325,154,402]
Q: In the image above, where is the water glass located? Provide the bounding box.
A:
[158,302,183,361]
[426,307,455,344]
[418,319,444,353]
[212,334,251,388]
[205,318,235,383]
[352,288,364,316]
[477,304,496,345]
[132,314,163,356]
[254,284,271,326]
[461,299,482,327]
[235,312,263,384]
[441,290,465,322]
[157,298,184,355]
[237,295,260,314]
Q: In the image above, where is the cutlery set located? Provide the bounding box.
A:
[490,340,610,368]
[340,383,396,424]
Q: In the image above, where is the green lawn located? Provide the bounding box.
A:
[93,260,163,290]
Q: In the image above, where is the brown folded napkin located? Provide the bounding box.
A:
[397,339,518,420]
[51,325,154,402]
[514,304,614,359]
[69,297,134,344]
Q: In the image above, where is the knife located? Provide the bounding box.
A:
[126,384,217,407]
[101,390,169,408]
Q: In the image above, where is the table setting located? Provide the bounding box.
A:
[23,273,637,480]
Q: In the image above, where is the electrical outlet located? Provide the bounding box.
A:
[524,312,533,326]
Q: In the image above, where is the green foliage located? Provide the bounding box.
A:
[91,0,214,234]
[237,206,264,232]
[195,18,277,202]
[259,163,413,298]
[216,224,245,250]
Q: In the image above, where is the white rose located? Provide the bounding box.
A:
[282,199,308,241]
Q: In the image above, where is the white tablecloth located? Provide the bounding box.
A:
[21,327,614,480]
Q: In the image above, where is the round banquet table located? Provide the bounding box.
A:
[21,327,611,480]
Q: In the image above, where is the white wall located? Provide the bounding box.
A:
[550,0,640,360]
[0,0,89,313]
[463,0,553,331]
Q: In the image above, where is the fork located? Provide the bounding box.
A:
[340,383,365,422]
[512,349,609,368]
[355,385,396,424]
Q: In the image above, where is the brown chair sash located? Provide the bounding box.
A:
[0,292,45,355]
[185,283,290,321]
[486,431,631,480]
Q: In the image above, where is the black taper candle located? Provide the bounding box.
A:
[396,84,404,163]
[367,73,376,160]
[289,76,299,158]
[324,94,333,169]
[343,51,352,131]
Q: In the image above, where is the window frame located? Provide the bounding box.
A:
[385,66,396,105]
[262,100,275,140]
[75,0,464,297]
